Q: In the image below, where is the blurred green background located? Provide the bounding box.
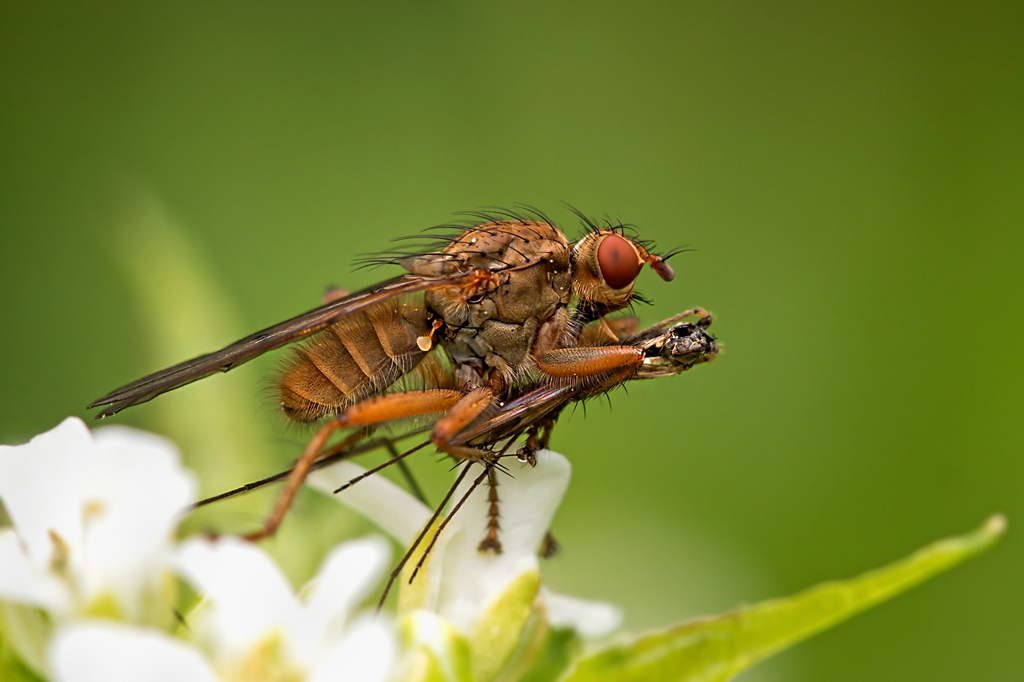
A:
[2,2,1022,679]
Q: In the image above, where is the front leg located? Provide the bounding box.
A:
[534,345,645,381]
[579,315,642,345]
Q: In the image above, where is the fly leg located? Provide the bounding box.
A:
[478,466,503,552]
[429,386,495,461]
[538,413,558,448]
[509,411,561,559]
[428,386,518,553]
[528,348,651,557]
[518,413,563,559]
[244,389,464,541]
[516,410,560,466]
[322,284,432,509]
[516,427,540,467]
[580,315,642,344]
[655,307,712,331]
[534,346,646,382]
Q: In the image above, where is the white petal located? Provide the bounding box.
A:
[296,536,390,660]
[87,426,197,527]
[542,590,622,638]
[308,617,397,682]
[174,537,298,662]
[0,417,92,570]
[433,449,571,632]
[308,461,430,545]
[0,529,68,611]
[0,418,198,623]
[78,426,197,617]
[49,621,218,682]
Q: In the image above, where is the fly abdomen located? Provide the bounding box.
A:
[278,300,431,422]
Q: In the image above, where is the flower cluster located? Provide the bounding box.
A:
[0,418,1003,682]
[309,448,620,681]
[0,418,617,682]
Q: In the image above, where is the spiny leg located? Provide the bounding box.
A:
[242,418,348,541]
[538,412,558,448]
[428,387,520,553]
[244,388,464,541]
[516,424,541,466]
[429,386,495,460]
[533,345,645,379]
[478,465,502,553]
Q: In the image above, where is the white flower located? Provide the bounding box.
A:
[178,535,397,682]
[49,622,219,682]
[308,449,622,681]
[48,536,399,682]
[542,590,622,638]
[0,417,197,673]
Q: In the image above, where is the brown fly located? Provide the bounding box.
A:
[190,309,719,607]
[90,208,707,549]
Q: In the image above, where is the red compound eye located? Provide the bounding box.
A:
[597,234,643,289]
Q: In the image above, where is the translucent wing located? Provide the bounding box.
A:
[89,270,491,418]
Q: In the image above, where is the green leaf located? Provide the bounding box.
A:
[561,515,1006,682]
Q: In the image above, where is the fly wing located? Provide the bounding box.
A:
[89,270,492,418]
[453,383,576,447]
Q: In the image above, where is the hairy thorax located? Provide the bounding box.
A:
[403,221,573,391]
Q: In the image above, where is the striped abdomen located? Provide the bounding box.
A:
[277,300,431,422]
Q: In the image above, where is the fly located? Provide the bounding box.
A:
[90,208,709,549]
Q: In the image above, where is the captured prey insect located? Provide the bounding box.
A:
[89,209,706,548]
